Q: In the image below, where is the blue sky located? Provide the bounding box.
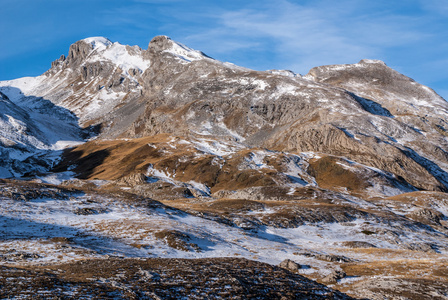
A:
[1,0,447,99]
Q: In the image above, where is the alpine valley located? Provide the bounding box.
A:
[1,36,448,299]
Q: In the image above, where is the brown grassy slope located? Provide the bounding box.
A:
[54,135,298,193]
[55,134,178,180]
[307,156,369,192]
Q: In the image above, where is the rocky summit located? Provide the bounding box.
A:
[0,36,448,299]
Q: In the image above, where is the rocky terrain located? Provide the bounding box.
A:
[1,257,353,299]
[1,36,448,299]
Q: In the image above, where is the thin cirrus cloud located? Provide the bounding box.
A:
[182,0,428,74]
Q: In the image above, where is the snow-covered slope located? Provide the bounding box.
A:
[0,81,84,178]
[82,37,151,76]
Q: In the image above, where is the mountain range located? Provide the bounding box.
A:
[1,36,448,299]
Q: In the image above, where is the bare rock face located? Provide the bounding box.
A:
[407,208,445,226]
[147,35,176,53]
[304,59,447,117]
[37,37,148,128]
[322,270,347,284]
[67,40,96,67]
[116,173,148,186]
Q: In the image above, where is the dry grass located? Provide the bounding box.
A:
[54,136,299,194]
[54,135,176,180]
[307,156,369,192]
[342,259,448,279]
[154,229,200,252]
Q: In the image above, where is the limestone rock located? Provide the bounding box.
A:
[278,259,301,272]
[322,270,347,284]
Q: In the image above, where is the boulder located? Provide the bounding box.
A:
[322,270,346,284]
[278,259,301,272]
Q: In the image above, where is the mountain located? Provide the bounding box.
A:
[0,36,448,299]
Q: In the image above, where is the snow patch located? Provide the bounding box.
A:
[146,164,177,184]
[190,138,243,156]
[82,37,113,50]
[84,41,151,75]
[188,181,210,195]
[164,39,210,63]
[0,166,13,178]
[101,43,151,73]
[38,171,76,185]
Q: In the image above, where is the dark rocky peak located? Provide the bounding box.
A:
[44,36,150,97]
[48,37,113,73]
[67,39,100,66]
[147,35,175,53]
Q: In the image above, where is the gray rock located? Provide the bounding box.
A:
[407,208,444,225]
[278,259,301,272]
[322,270,346,284]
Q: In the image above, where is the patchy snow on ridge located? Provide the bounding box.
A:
[146,164,177,184]
[0,76,45,99]
[85,40,151,75]
[190,137,244,157]
[239,150,274,171]
[82,37,113,50]
[38,171,76,185]
[102,43,151,73]
[0,79,86,179]
[164,39,211,63]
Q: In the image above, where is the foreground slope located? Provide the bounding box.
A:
[0,179,447,299]
[1,257,353,299]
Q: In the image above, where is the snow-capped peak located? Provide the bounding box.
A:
[82,38,151,75]
[82,37,113,50]
[167,40,210,62]
[358,59,386,66]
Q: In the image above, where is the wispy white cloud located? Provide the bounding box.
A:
[180,0,428,73]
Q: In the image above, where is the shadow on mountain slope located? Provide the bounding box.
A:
[400,146,448,192]
[0,86,101,178]
[348,92,394,118]
[53,148,111,180]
